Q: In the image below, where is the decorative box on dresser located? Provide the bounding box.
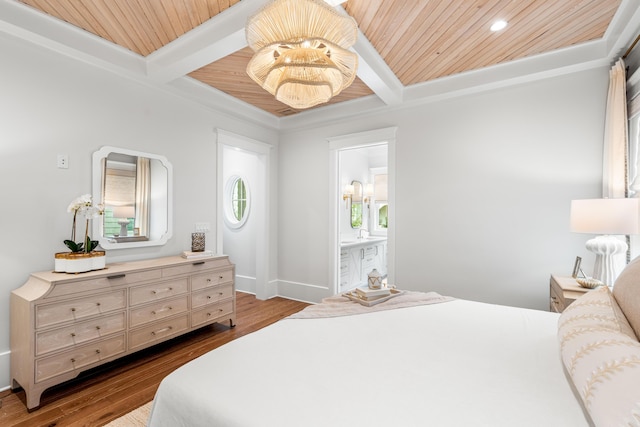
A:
[11,255,235,410]
[549,274,590,313]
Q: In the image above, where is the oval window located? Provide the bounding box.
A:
[225,175,250,228]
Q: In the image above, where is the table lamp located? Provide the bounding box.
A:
[112,205,135,237]
[570,198,640,286]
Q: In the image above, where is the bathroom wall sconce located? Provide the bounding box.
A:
[363,183,374,207]
[342,184,354,207]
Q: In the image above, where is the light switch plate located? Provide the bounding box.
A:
[195,222,210,232]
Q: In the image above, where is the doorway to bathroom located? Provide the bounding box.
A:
[328,127,397,296]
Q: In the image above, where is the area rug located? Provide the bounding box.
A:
[104,401,152,427]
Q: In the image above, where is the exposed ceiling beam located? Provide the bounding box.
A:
[145,0,268,84]
[144,0,401,107]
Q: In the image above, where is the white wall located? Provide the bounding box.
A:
[0,33,277,389]
[222,146,258,293]
[278,67,607,309]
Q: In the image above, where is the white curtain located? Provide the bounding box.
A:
[601,59,629,270]
[603,58,629,198]
[136,157,151,237]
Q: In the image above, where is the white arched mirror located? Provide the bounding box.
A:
[92,146,173,249]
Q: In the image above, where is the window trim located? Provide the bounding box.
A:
[224,175,251,229]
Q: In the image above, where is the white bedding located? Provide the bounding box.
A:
[148,298,591,426]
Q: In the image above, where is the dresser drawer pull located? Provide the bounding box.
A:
[71,308,76,312]
[551,296,558,301]
[70,333,76,337]
[107,274,126,280]
[152,287,173,295]
[71,358,76,363]
[96,326,101,330]
[151,326,173,336]
[192,261,205,266]
[151,306,172,315]
[95,349,101,354]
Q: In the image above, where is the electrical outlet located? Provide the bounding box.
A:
[195,222,210,232]
[57,154,69,169]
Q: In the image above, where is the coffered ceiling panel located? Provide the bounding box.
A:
[13,0,625,118]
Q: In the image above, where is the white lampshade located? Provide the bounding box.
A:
[112,205,135,219]
[570,198,640,235]
[570,198,640,286]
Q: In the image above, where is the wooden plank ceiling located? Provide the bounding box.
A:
[18,0,621,117]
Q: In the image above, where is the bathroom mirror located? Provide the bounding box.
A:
[350,180,363,228]
[92,146,173,249]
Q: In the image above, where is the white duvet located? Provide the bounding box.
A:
[148,298,591,426]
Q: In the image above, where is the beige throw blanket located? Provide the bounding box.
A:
[288,290,454,319]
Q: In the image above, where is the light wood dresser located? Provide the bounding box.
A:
[549,274,591,313]
[10,255,235,410]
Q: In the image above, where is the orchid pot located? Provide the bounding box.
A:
[55,194,105,273]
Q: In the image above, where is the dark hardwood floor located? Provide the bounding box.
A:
[0,292,309,427]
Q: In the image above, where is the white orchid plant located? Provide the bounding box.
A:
[65,194,104,253]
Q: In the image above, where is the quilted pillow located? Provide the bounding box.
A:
[558,286,640,426]
[613,255,640,340]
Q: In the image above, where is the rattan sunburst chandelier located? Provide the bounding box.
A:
[246,0,358,110]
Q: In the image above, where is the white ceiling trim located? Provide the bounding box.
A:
[0,0,145,78]
[2,0,640,132]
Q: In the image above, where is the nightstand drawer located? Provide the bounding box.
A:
[549,275,590,313]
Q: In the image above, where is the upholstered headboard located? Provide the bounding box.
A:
[613,255,640,340]
[558,258,640,426]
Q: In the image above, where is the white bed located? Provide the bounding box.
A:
[149,293,592,426]
[149,257,640,427]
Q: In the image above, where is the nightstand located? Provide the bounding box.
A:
[549,274,591,313]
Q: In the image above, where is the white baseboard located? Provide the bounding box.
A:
[276,280,328,304]
[0,350,10,392]
[235,275,256,294]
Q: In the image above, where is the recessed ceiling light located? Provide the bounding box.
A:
[490,20,508,32]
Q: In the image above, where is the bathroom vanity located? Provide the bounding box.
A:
[340,237,387,291]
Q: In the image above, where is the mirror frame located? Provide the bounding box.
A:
[92,146,173,250]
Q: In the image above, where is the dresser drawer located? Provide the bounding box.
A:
[129,278,188,306]
[192,300,234,328]
[35,335,125,383]
[36,312,125,357]
[36,290,126,329]
[128,314,189,351]
[46,269,162,298]
[191,269,233,291]
[162,261,217,278]
[129,296,189,328]
[191,284,233,309]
